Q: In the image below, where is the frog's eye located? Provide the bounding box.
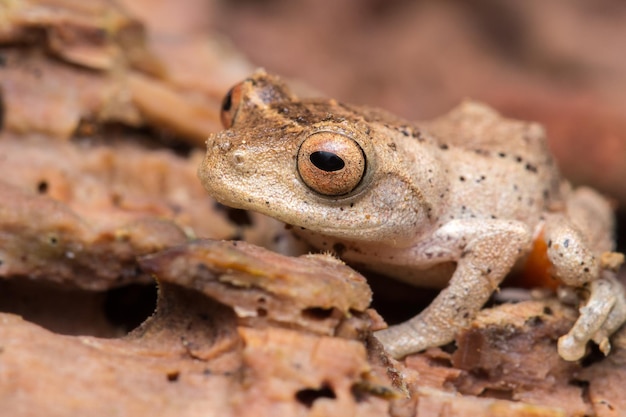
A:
[297,132,365,196]
[220,83,243,128]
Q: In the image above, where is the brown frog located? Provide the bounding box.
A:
[198,70,626,361]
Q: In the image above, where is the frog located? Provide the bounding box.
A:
[198,70,626,361]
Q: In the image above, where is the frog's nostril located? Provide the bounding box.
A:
[232,151,245,165]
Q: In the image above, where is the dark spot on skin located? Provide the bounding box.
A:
[490,215,497,219]
[563,239,570,248]
[401,128,410,137]
[49,236,58,245]
[440,144,449,150]
[332,243,346,256]
[459,176,466,182]
[525,163,538,173]
[350,203,354,208]
[527,316,543,327]
[486,268,492,274]
[463,312,470,319]
[543,306,553,315]
[498,152,506,158]
[37,180,48,194]
[543,189,550,199]
[512,184,518,191]
[388,142,397,151]
[584,267,590,273]
[515,156,523,163]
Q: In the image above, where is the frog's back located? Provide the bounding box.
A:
[423,101,564,208]
[422,101,551,163]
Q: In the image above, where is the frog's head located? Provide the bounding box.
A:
[199,71,441,247]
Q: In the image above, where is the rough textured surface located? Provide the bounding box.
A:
[0,136,233,288]
[0,240,389,417]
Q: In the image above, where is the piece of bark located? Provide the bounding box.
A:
[139,240,373,337]
[0,135,236,289]
[0,0,254,144]
[450,300,591,415]
[578,325,626,416]
[0,239,392,417]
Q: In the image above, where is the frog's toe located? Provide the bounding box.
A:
[558,334,588,362]
[558,272,626,361]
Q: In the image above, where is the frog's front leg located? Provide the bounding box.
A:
[375,219,533,359]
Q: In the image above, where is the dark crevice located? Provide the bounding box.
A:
[0,85,4,132]
[103,283,158,333]
[214,203,254,226]
[302,307,335,320]
[295,383,336,408]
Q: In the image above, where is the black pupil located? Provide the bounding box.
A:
[310,151,345,172]
[222,88,233,112]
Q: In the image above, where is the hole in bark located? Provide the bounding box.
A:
[479,388,514,401]
[295,384,336,407]
[104,283,157,333]
[166,371,180,382]
[37,180,49,194]
[302,307,334,320]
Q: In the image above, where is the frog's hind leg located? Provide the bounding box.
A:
[542,187,626,361]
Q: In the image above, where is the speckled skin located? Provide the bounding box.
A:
[199,71,626,361]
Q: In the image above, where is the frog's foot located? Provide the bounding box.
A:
[558,272,626,361]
